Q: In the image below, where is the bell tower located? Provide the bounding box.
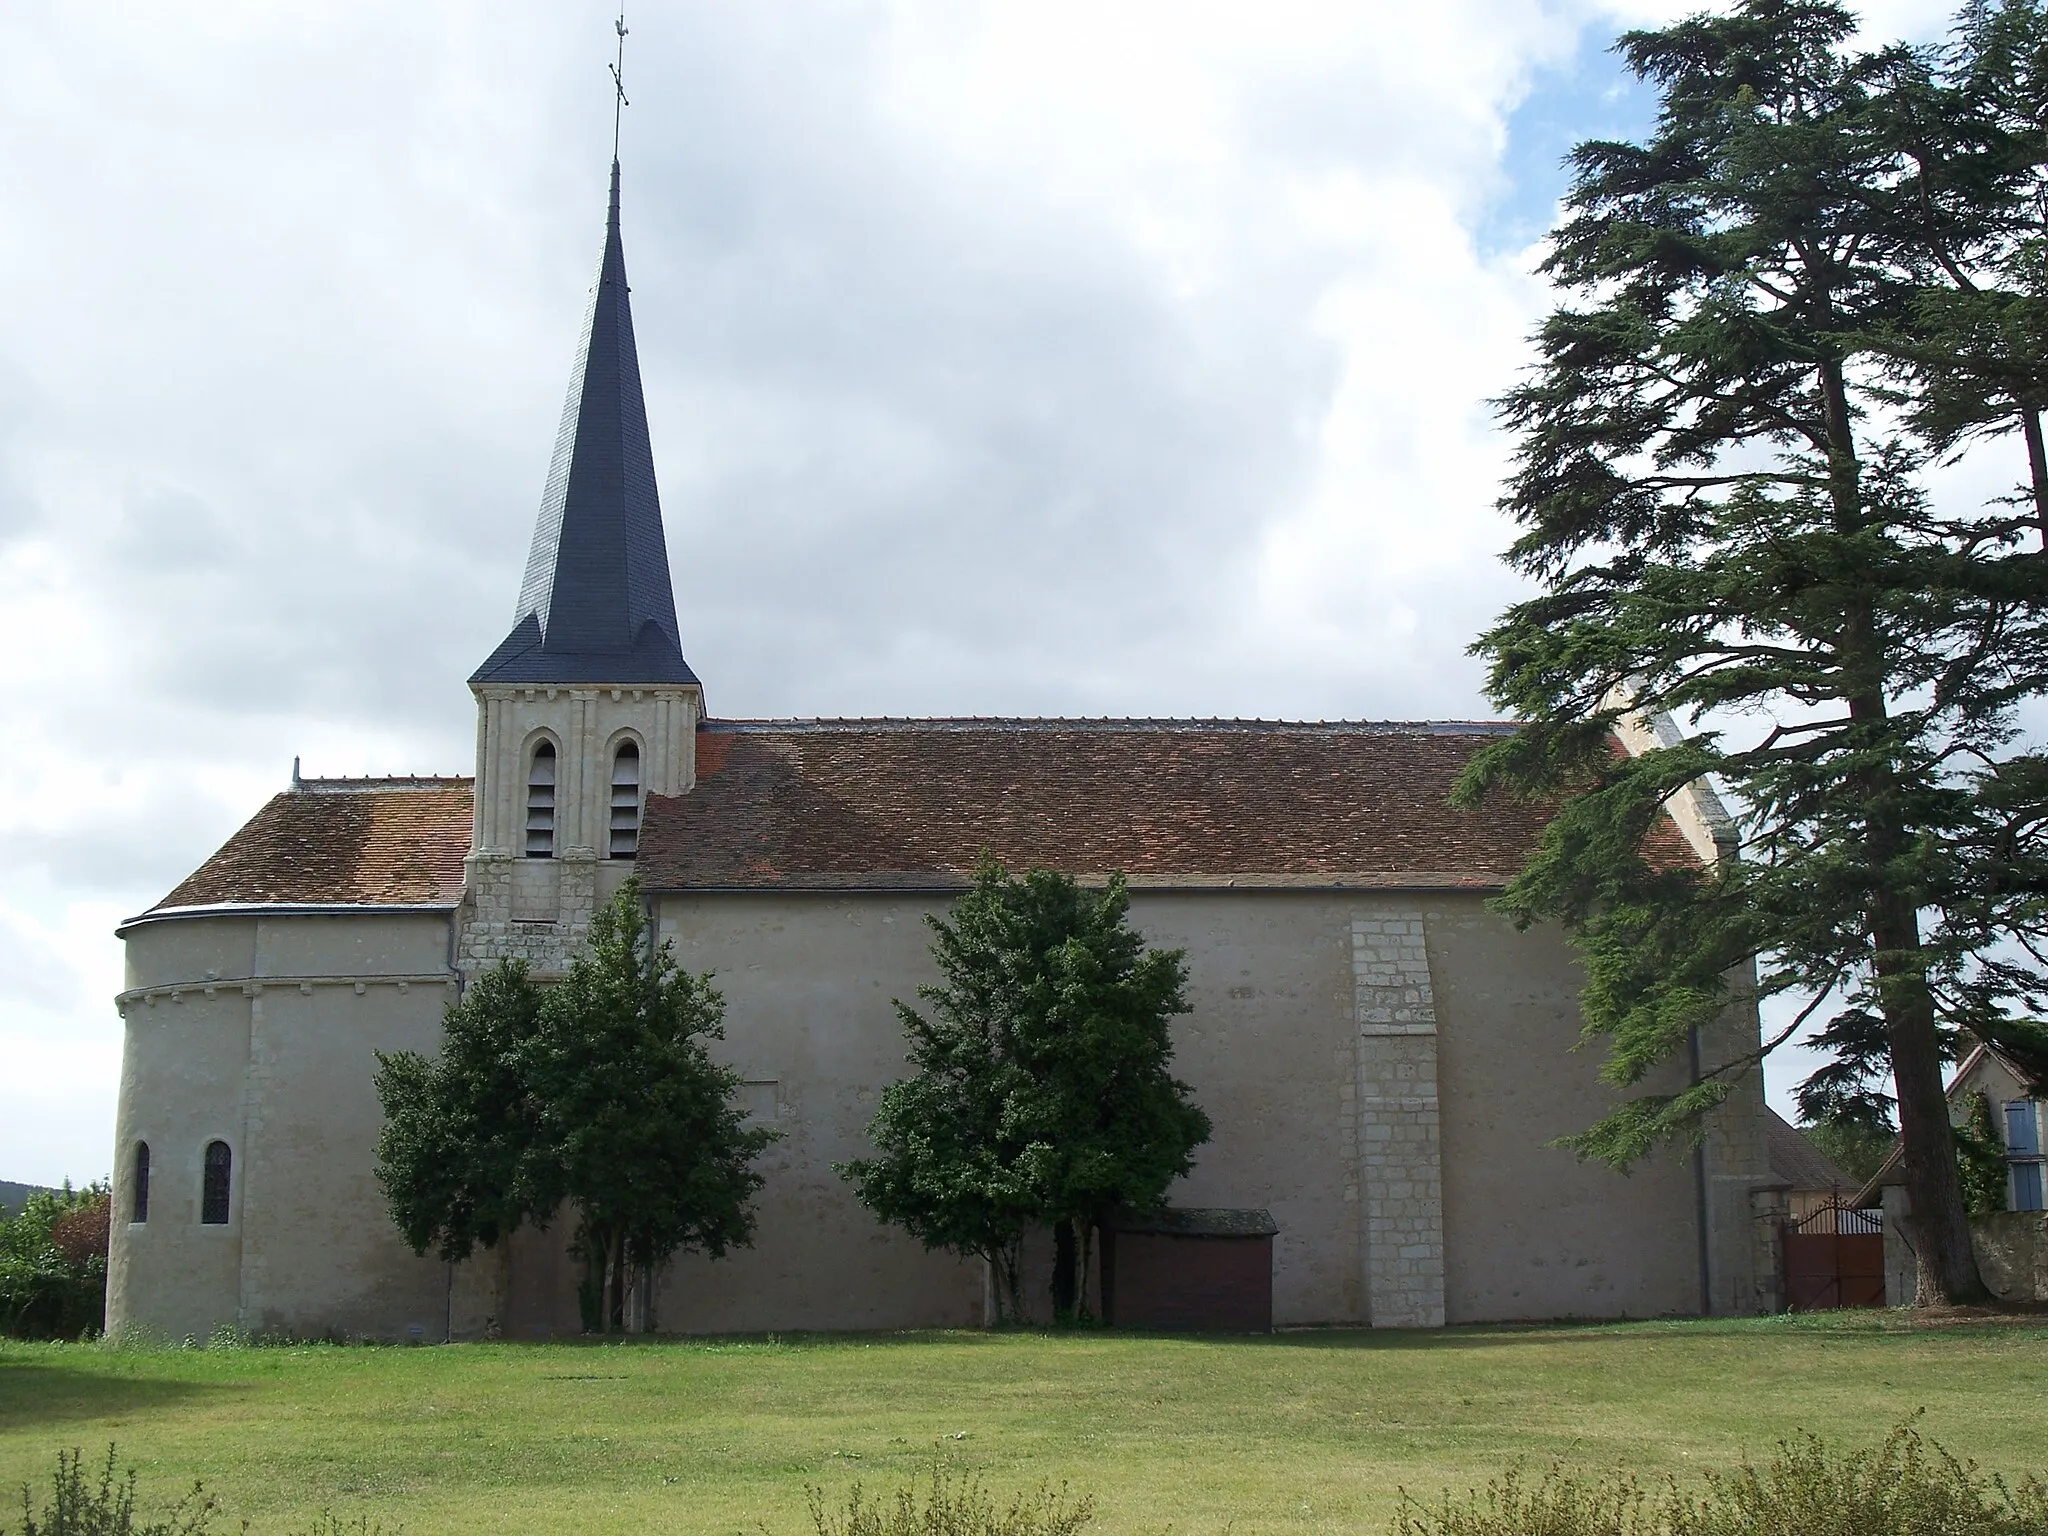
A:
[461,159,702,975]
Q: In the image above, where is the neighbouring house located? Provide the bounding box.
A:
[1856,1042,2048,1304]
[105,156,1783,1344]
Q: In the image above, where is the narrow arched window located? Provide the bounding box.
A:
[525,741,557,858]
[609,742,641,859]
[201,1140,232,1225]
[132,1142,150,1223]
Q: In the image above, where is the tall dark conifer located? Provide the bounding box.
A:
[1464,0,2048,1304]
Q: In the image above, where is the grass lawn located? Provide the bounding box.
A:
[2,1313,2044,1535]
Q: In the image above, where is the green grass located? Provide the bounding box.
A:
[2,1314,2044,1535]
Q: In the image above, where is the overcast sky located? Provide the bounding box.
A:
[0,0,1966,1187]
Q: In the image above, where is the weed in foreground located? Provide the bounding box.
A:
[4,1448,391,1536]
[5,1447,217,1536]
[808,1458,1093,1536]
[1395,1421,2048,1536]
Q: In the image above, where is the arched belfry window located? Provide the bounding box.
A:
[526,741,557,858]
[201,1140,232,1225]
[132,1142,150,1223]
[609,742,641,859]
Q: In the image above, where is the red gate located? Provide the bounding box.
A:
[1782,1202,1885,1310]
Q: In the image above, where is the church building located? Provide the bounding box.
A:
[107,160,1781,1342]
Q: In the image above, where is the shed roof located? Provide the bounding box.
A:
[636,718,1684,891]
[1106,1207,1280,1237]
[1763,1109,1857,1193]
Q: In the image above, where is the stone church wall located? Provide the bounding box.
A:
[109,911,467,1343]
[111,888,1773,1341]
[627,887,1772,1332]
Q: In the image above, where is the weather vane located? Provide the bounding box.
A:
[610,10,630,161]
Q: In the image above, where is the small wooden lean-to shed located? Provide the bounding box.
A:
[1099,1207,1278,1332]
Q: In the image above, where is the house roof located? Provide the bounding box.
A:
[635,717,1692,891]
[472,161,696,688]
[1763,1108,1856,1193]
[145,778,474,914]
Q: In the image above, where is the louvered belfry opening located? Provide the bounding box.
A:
[201,1140,232,1225]
[526,742,557,858]
[609,742,641,858]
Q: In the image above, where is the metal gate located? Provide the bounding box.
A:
[1782,1201,1885,1310]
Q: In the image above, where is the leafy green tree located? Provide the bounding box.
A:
[522,880,779,1333]
[0,1183,109,1340]
[375,960,549,1264]
[842,860,1210,1321]
[376,880,776,1333]
[1459,0,2048,1305]
[1800,1111,1896,1186]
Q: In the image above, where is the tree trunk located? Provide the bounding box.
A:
[1821,355,1989,1306]
[607,1230,627,1334]
[1078,1218,1095,1323]
[2023,407,2048,549]
[1871,894,1990,1305]
[575,1221,607,1335]
[997,1240,1023,1324]
[1052,1219,1077,1323]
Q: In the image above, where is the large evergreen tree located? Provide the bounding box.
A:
[376,880,776,1333]
[1461,0,2048,1305]
[841,861,1211,1321]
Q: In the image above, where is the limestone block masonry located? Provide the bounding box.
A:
[1351,911,1447,1328]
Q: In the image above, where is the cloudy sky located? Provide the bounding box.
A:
[0,0,1966,1187]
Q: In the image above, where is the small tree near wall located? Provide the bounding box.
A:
[842,859,1211,1321]
[377,879,777,1334]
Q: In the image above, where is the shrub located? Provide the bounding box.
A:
[1395,1423,2048,1536]
[808,1459,1093,1536]
[1664,1423,2048,1536]
[0,1186,110,1341]
[1393,1463,1657,1536]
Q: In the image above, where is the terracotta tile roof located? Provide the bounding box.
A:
[153,779,474,911]
[637,719,1689,891]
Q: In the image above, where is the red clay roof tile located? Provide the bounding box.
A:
[154,779,473,910]
[637,719,1658,890]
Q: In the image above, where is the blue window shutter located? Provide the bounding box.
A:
[2007,1101,2042,1157]
[2013,1161,2046,1213]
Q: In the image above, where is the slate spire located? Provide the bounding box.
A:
[472,160,697,686]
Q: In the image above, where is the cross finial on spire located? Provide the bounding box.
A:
[610,11,630,164]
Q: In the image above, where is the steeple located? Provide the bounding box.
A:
[472,160,697,686]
